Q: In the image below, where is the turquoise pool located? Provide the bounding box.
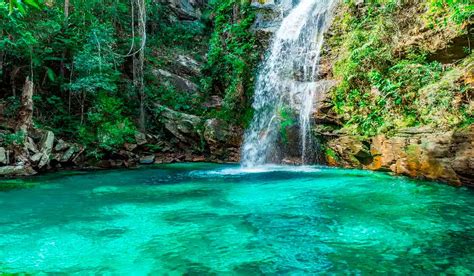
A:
[1,164,473,274]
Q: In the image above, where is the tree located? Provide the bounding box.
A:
[67,24,120,124]
[6,0,41,14]
[133,0,147,133]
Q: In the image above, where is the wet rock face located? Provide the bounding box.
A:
[251,0,299,46]
[323,126,474,186]
[204,119,242,162]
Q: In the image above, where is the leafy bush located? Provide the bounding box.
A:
[79,94,136,155]
[0,131,25,146]
[328,2,470,136]
[201,0,260,125]
[68,24,120,95]
[427,0,474,25]
[279,107,296,145]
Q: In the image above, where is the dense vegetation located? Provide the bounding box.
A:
[0,0,472,169]
[0,0,259,157]
[325,0,473,136]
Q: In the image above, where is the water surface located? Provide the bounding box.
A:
[1,164,473,274]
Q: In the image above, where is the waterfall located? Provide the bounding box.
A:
[241,0,337,167]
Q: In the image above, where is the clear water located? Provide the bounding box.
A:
[1,164,474,274]
[242,0,337,166]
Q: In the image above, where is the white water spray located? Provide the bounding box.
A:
[241,0,337,167]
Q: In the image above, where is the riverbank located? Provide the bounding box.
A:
[320,126,474,187]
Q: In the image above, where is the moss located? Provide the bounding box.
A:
[324,1,473,137]
[325,148,339,161]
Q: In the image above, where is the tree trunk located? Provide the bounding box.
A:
[80,91,86,125]
[134,0,146,133]
[16,77,34,136]
[64,0,70,19]
[60,0,70,80]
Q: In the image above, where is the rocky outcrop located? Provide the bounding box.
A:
[153,69,199,94]
[0,165,37,177]
[204,119,242,162]
[0,128,85,177]
[251,0,295,45]
[323,126,474,186]
[0,147,7,165]
[154,104,203,147]
[157,0,208,20]
[152,105,242,161]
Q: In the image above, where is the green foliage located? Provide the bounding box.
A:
[325,148,339,161]
[3,96,20,119]
[0,131,25,146]
[329,2,472,136]
[33,95,77,136]
[148,4,207,51]
[146,82,194,112]
[79,94,136,155]
[279,107,295,145]
[67,24,120,95]
[427,0,474,25]
[6,0,41,15]
[201,0,260,125]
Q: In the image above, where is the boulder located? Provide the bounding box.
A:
[204,119,232,144]
[140,155,156,165]
[135,132,147,146]
[25,137,39,154]
[202,95,223,109]
[30,152,43,163]
[39,131,55,155]
[174,55,201,77]
[154,69,198,94]
[38,153,50,169]
[0,147,7,165]
[158,0,208,20]
[29,130,55,169]
[155,104,203,145]
[251,0,295,41]
[204,118,242,161]
[54,139,69,151]
[61,145,79,163]
[0,165,37,177]
[124,143,138,152]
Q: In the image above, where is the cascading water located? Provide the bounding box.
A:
[241,0,337,167]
